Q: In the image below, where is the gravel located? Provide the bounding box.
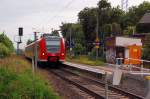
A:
[38,68,94,99]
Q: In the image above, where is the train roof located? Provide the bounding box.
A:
[139,12,150,24]
[42,34,61,38]
[25,34,64,48]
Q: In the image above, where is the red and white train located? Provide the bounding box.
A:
[25,34,66,63]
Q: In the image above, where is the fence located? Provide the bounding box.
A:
[116,58,150,73]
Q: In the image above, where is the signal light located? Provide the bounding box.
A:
[61,53,64,56]
[19,27,23,36]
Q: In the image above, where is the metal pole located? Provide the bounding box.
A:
[70,27,71,50]
[34,32,38,72]
[129,58,132,72]
[102,8,105,57]
[141,61,144,77]
[70,26,72,58]
[32,58,35,73]
[96,48,98,60]
[17,42,19,55]
[96,9,99,60]
[105,72,109,99]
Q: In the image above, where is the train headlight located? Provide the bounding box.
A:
[61,53,64,56]
[42,52,45,56]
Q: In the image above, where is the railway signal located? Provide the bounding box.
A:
[15,27,23,55]
[19,27,23,36]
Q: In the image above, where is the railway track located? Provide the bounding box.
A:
[50,67,144,99]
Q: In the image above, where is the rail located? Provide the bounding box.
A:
[51,67,144,99]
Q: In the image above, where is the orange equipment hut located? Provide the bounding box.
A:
[105,36,142,65]
[124,44,142,65]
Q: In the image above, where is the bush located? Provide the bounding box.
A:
[0,43,10,58]
[74,43,85,55]
[143,34,150,60]
[0,33,14,58]
[0,68,59,99]
[88,48,96,60]
[0,55,60,99]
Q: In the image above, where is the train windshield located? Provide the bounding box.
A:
[46,40,60,46]
[45,37,60,53]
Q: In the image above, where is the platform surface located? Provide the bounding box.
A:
[64,61,150,75]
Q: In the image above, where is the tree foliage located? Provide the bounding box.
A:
[143,34,150,60]
[74,43,86,55]
[0,43,10,58]
[51,30,59,36]
[0,33,14,52]
[60,23,86,55]
[26,39,33,45]
[78,7,97,45]
[0,33,14,58]
[78,0,124,52]
[61,0,150,58]
[122,1,150,30]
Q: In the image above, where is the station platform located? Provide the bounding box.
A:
[64,61,150,75]
[63,61,106,75]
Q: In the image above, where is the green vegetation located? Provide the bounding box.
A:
[60,0,150,61]
[0,33,14,58]
[143,34,150,60]
[26,39,33,45]
[67,55,105,66]
[0,43,11,58]
[0,55,60,99]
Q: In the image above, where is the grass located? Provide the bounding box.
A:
[67,55,105,66]
[0,55,60,99]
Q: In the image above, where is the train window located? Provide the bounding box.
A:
[46,40,60,46]
[46,38,60,53]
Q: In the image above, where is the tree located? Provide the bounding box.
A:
[0,33,14,58]
[0,43,10,58]
[26,39,33,45]
[103,24,112,37]
[51,30,59,36]
[110,6,124,24]
[143,34,150,60]
[60,23,72,39]
[121,1,150,30]
[97,0,111,29]
[60,23,84,43]
[60,23,85,54]
[0,33,14,53]
[74,43,86,55]
[111,22,122,36]
[78,7,97,51]
[123,26,136,36]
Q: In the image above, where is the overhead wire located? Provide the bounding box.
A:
[49,0,75,21]
[33,0,61,29]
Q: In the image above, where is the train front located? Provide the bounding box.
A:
[39,35,65,63]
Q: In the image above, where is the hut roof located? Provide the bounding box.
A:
[139,13,150,24]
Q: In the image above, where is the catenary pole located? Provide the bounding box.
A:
[34,32,38,73]
[96,9,99,60]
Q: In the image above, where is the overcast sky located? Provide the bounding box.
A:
[0,0,149,49]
